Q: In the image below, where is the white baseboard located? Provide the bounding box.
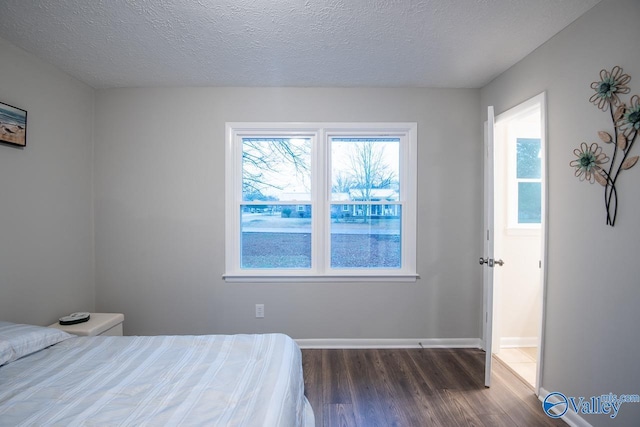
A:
[539,387,592,427]
[295,338,482,349]
[500,336,538,348]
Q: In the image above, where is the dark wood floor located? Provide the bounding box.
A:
[302,348,565,427]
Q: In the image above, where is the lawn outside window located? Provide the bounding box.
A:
[224,122,418,282]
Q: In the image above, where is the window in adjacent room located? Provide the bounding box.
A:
[513,137,542,225]
[224,122,417,282]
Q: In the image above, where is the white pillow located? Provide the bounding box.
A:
[0,321,72,365]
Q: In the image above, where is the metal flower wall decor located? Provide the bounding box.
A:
[570,66,640,226]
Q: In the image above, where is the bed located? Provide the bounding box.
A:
[0,321,314,426]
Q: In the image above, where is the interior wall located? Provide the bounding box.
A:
[496,234,541,343]
[93,87,483,340]
[0,37,95,325]
[481,0,640,424]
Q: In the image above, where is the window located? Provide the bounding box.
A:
[224,123,417,282]
[513,137,542,225]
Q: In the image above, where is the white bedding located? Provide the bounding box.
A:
[0,333,314,427]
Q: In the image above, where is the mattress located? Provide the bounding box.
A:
[0,333,314,426]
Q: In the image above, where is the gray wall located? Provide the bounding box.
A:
[0,38,95,325]
[481,0,640,425]
[94,87,483,339]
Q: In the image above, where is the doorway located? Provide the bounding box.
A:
[491,93,546,391]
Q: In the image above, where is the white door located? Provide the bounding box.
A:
[482,93,547,392]
[482,106,496,387]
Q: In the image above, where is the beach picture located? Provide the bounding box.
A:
[0,101,27,147]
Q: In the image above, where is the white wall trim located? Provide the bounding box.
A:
[295,338,482,349]
[500,336,539,348]
[539,387,592,427]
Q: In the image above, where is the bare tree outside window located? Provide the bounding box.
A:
[347,140,396,209]
[332,138,399,222]
[332,172,353,194]
[242,138,311,200]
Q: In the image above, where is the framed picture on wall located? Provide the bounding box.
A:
[0,101,27,148]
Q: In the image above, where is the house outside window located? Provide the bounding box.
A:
[224,122,417,282]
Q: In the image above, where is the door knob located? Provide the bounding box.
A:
[479,257,504,267]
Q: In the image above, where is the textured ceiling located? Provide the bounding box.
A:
[0,0,600,89]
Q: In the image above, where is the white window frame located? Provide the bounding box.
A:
[224,122,418,282]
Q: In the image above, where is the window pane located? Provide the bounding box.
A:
[241,205,311,269]
[516,138,541,179]
[330,205,401,268]
[518,183,541,224]
[331,138,400,202]
[242,138,311,202]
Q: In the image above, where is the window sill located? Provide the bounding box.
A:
[222,273,419,283]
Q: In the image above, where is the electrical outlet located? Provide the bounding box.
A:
[255,304,264,318]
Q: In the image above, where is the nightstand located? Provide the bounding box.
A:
[49,313,124,336]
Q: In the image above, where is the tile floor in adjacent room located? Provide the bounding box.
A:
[496,347,537,388]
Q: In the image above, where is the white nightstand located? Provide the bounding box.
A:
[49,313,124,336]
